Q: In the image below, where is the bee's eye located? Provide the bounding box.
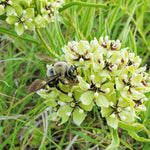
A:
[68,68,74,76]
[47,68,54,76]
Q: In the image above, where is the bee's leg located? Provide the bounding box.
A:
[55,80,68,95]
[59,79,67,85]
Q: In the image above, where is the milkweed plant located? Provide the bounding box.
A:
[37,36,150,129]
[1,0,64,35]
[1,0,150,148]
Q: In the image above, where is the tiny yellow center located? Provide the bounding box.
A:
[117,107,122,113]
[20,17,25,22]
[70,102,75,108]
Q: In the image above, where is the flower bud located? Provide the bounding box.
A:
[90,75,95,81]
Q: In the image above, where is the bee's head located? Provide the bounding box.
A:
[68,65,83,78]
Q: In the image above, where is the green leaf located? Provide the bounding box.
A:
[55,13,65,47]
[129,30,137,54]
[128,131,150,142]
[71,130,106,148]
[107,3,120,34]
[0,15,7,20]
[59,1,108,12]
[0,27,40,44]
[118,122,145,132]
[34,0,41,15]
[106,127,120,150]
[119,3,137,43]
[81,0,96,38]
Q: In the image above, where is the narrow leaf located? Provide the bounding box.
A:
[128,131,150,142]
[0,27,40,44]
[71,130,106,148]
[118,122,145,133]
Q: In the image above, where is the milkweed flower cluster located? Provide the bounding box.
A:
[37,36,150,129]
[1,0,64,35]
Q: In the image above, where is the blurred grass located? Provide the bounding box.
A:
[0,0,150,149]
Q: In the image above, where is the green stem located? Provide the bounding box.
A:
[36,28,58,58]
[59,1,109,12]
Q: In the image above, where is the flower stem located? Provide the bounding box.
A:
[59,1,109,12]
[36,28,59,58]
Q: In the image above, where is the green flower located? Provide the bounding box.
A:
[36,0,64,24]
[78,74,114,107]
[0,0,15,15]
[57,91,93,126]
[101,94,135,129]
[62,40,93,69]
[35,36,150,129]
[6,5,34,35]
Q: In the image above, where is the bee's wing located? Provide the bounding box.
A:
[27,75,59,94]
[36,54,58,63]
[66,79,79,85]
[28,79,47,94]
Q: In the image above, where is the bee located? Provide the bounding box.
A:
[28,55,79,94]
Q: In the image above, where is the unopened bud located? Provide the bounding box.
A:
[90,75,95,81]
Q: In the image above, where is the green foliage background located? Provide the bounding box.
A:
[0,0,150,149]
